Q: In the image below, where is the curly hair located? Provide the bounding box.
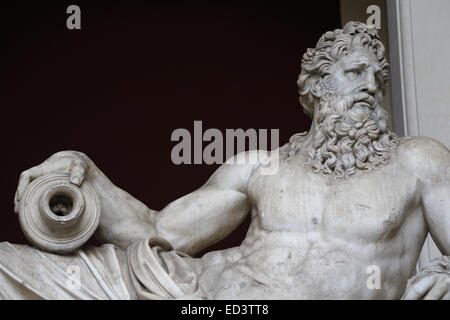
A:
[297,21,390,118]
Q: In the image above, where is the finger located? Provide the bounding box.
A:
[423,279,448,300]
[69,159,87,186]
[14,190,20,214]
[14,165,44,211]
[14,158,74,213]
[402,275,436,300]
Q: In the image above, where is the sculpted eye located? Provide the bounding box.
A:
[345,70,361,80]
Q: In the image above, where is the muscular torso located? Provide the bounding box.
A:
[199,140,429,299]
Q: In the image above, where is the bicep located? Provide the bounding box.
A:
[422,182,450,256]
[154,185,250,255]
[153,150,266,254]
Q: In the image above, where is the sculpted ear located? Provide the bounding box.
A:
[310,76,323,99]
[298,73,324,118]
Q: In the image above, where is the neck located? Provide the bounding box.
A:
[298,102,321,154]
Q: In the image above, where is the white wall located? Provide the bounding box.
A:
[404,0,450,146]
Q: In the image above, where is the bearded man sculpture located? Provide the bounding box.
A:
[1,21,449,300]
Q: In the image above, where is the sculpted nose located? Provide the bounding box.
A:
[362,70,377,95]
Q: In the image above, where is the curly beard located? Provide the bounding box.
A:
[285,90,399,178]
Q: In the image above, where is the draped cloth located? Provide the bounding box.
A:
[127,237,206,300]
[0,237,206,300]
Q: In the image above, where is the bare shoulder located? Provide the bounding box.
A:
[205,150,271,193]
[397,136,450,183]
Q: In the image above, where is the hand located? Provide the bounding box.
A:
[14,150,92,214]
[402,257,450,300]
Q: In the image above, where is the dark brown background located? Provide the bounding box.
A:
[0,1,341,256]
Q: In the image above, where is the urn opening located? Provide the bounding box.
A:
[49,193,74,216]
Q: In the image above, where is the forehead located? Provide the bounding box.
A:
[337,48,379,67]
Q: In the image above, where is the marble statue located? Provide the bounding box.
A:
[1,21,449,300]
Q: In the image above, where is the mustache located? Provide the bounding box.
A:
[318,91,377,124]
[351,92,376,109]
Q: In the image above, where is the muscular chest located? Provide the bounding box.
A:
[249,158,421,241]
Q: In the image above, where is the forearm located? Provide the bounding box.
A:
[84,151,255,251]
[15,150,159,249]
[87,163,157,248]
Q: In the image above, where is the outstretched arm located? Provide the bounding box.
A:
[94,151,266,254]
[15,150,266,254]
